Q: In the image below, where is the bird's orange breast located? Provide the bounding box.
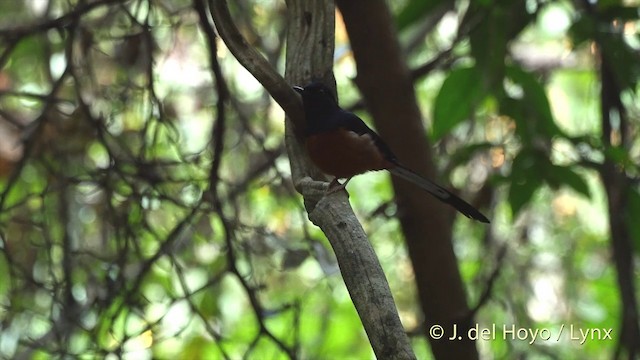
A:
[305,128,393,179]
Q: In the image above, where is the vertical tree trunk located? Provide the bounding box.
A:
[599,52,640,360]
[336,1,479,359]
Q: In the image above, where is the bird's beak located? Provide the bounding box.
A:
[292,86,304,93]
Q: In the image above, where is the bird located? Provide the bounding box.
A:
[293,82,490,224]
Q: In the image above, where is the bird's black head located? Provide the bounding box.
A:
[293,82,341,135]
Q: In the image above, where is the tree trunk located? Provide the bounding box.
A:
[336,1,479,359]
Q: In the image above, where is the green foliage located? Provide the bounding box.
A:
[507,148,590,215]
[432,66,485,141]
[568,3,640,91]
[423,0,638,356]
[0,0,638,359]
[505,65,564,140]
[508,150,546,215]
[395,0,448,31]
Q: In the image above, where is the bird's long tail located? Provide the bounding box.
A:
[388,165,490,223]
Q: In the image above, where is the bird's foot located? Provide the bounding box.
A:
[294,177,350,200]
[295,177,329,200]
[326,177,350,196]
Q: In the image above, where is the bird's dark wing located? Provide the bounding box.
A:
[334,109,490,223]
[336,110,398,163]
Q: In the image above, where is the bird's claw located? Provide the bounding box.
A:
[326,178,348,195]
[295,177,329,200]
[295,177,349,200]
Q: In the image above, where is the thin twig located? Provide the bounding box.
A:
[208,0,304,130]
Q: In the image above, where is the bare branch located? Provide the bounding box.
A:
[284,1,416,358]
[208,0,303,131]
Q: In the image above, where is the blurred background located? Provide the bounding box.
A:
[0,0,638,359]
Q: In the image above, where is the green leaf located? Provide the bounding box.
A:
[0,255,9,299]
[508,150,544,215]
[468,9,507,84]
[506,66,564,138]
[568,10,640,90]
[599,5,640,22]
[600,35,640,91]
[466,0,532,87]
[603,146,636,169]
[509,178,542,216]
[432,66,485,141]
[596,0,624,10]
[568,15,597,46]
[508,146,590,216]
[395,0,447,31]
[547,164,591,197]
[501,96,528,139]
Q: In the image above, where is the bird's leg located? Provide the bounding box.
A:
[326,177,352,194]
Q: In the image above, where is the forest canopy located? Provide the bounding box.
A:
[0,0,638,359]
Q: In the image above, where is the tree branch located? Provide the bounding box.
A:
[336,0,480,359]
[208,0,303,133]
[598,36,640,360]
[209,0,416,357]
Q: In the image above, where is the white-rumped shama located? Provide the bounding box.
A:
[293,82,489,223]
